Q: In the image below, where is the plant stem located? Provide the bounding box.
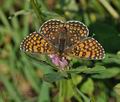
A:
[98,0,119,19]
[30,0,45,24]
[58,80,64,102]
[70,74,90,102]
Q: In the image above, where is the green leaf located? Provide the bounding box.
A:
[67,65,106,74]
[25,54,57,71]
[114,83,120,96]
[80,78,94,96]
[96,91,108,102]
[102,53,120,64]
[38,81,50,102]
[91,67,120,79]
[21,57,41,93]
[43,72,65,82]
[82,65,106,74]
[71,75,83,85]
[74,88,91,102]
[67,66,88,74]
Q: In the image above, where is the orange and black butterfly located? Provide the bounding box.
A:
[20,19,105,60]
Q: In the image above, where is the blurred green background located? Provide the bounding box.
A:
[0,0,120,102]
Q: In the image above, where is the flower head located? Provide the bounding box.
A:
[49,54,68,70]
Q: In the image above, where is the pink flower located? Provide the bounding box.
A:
[49,54,68,70]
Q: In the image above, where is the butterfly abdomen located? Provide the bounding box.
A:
[59,38,65,54]
[58,27,67,54]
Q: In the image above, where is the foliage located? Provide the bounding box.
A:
[0,0,120,102]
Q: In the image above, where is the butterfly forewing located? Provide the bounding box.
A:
[20,32,56,54]
[65,38,105,60]
[39,19,65,48]
[65,21,89,47]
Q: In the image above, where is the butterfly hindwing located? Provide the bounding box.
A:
[66,21,89,47]
[20,32,56,54]
[65,38,105,60]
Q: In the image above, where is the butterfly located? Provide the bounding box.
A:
[20,19,105,60]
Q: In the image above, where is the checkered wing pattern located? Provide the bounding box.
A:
[20,32,56,54]
[65,38,105,60]
[39,19,65,47]
[20,19,105,61]
[66,21,89,47]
